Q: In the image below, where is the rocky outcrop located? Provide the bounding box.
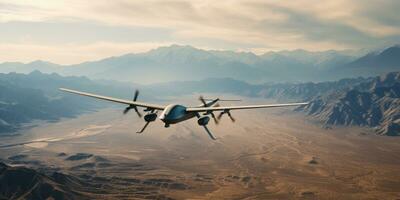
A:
[0,162,81,200]
[259,77,369,101]
[299,72,400,136]
[65,153,93,161]
[0,161,186,200]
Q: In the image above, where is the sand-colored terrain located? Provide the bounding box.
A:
[1,105,400,199]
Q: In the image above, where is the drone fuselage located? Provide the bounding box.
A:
[159,104,197,125]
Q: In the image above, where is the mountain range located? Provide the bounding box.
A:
[1,45,399,84]
[1,70,399,136]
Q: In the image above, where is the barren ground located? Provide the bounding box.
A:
[1,103,400,199]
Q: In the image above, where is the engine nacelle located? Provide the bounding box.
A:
[144,113,157,122]
[197,116,210,126]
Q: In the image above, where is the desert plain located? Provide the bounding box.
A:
[1,99,400,200]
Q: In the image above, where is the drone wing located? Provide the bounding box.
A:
[186,102,308,112]
[59,88,165,110]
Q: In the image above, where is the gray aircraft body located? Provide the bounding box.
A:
[60,88,308,140]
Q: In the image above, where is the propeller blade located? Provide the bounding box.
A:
[199,95,207,106]
[217,112,224,120]
[203,125,217,140]
[133,106,142,118]
[137,121,150,133]
[133,90,139,101]
[227,111,235,122]
[123,106,131,114]
[210,112,219,124]
[125,89,140,116]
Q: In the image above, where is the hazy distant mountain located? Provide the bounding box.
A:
[63,45,362,83]
[322,45,400,80]
[0,72,93,134]
[260,49,355,69]
[3,44,391,84]
[63,45,265,84]
[299,72,400,136]
[0,71,138,134]
[348,45,400,69]
[0,60,60,74]
[145,77,261,97]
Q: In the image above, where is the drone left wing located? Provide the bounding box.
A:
[59,88,165,110]
[186,102,308,112]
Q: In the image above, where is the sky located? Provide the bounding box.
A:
[0,0,400,64]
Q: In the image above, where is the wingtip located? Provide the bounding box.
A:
[59,88,75,93]
[297,102,309,106]
[59,87,74,92]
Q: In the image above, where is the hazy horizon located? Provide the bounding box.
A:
[0,44,372,65]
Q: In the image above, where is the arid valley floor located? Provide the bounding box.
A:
[1,103,400,199]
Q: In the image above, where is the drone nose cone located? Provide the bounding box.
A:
[159,114,166,121]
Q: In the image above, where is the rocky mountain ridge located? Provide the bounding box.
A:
[0,162,80,200]
[299,72,400,136]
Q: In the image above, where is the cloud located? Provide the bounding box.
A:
[0,0,399,63]
[0,41,174,64]
[0,20,173,44]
